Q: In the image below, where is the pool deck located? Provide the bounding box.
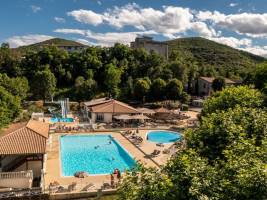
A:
[44,130,175,191]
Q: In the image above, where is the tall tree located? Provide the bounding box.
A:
[212,76,226,92]
[103,63,122,98]
[32,68,56,101]
[133,78,151,102]
[150,78,167,100]
[165,79,183,100]
[0,86,21,128]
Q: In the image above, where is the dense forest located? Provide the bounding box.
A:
[0,37,266,128]
[1,37,266,102]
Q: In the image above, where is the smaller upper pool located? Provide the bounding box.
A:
[147,130,182,143]
[50,117,74,123]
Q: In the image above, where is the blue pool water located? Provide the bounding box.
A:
[50,117,74,123]
[60,135,136,176]
[147,131,182,143]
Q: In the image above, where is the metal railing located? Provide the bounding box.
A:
[0,170,33,179]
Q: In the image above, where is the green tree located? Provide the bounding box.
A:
[103,63,122,97]
[202,86,263,116]
[168,61,188,85]
[0,86,21,128]
[133,78,151,102]
[165,79,183,100]
[253,62,267,89]
[74,76,97,100]
[187,106,267,161]
[150,78,167,100]
[118,165,174,200]
[0,74,29,100]
[32,68,56,101]
[212,76,226,92]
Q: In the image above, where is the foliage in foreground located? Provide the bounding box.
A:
[117,87,267,200]
[201,85,263,116]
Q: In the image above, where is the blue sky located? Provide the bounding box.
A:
[1,0,267,56]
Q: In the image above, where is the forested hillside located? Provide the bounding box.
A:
[167,37,266,77]
[0,37,266,105]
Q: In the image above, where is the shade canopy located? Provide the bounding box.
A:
[131,114,150,120]
[113,114,132,120]
[137,108,156,114]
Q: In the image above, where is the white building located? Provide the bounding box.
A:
[82,98,140,123]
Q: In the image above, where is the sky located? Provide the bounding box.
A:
[1,0,267,57]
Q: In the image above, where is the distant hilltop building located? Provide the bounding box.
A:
[130,36,169,59]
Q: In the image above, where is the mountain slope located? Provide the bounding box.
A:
[167,37,266,74]
[14,38,87,53]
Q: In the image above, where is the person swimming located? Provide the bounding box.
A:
[94,145,100,149]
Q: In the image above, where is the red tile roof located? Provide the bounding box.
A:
[154,107,170,113]
[0,120,49,155]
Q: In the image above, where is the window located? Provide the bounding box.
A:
[96,113,104,121]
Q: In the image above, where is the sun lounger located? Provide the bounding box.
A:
[68,182,77,192]
[156,143,164,147]
[102,182,111,190]
[150,149,161,157]
[82,183,95,191]
[163,149,170,154]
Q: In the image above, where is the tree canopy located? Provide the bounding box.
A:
[118,86,267,200]
[201,86,263,116]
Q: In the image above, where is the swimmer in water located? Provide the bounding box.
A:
[111,157,115,161]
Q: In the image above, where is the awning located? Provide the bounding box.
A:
[131,114,150,120]
[137,108,156,114]
[113,115,132,120]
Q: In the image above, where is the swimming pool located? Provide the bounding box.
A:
[147,130,182,143]
[60,135,136,176]
[50,117,74,123]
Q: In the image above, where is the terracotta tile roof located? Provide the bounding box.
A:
[0,120,49,155]
[154,107,170,113]
[83,98,112,107]
[0,122,27,137]
[91,100,139,114]
[26,120,49,138]
[199,76,236,84]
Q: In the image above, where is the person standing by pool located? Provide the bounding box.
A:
[110,174,115,188]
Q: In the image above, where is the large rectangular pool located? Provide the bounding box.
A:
[60,135,136,176]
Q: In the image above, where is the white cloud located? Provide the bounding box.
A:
[229,3,238,7]
[31,5,41,13]
[67,4,199,37]
[54,28,86,35]
[240,46,267,57]
[207,36,267,57]
[97,0,102,5]
[197,11,267,38]
[5,34,54,48]
[67,9,103,25]
[190,22,218,37]
[54,17,66,23]
[209,36,252,49]
[54,28,157,46]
